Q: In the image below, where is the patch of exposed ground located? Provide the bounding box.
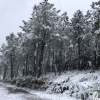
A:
[7,87,29,94]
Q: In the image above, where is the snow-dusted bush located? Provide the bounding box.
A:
[79,77,87,82]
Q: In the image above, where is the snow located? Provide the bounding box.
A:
[40,70,100,100]
[88,61,92,67]
[1,70,100,100]
[32,91,77,100]
[0,82,45,100]
[95,28,100,34]
[54,34,60,37]
[42,25,51,30]
[0,81,77,100]
[62,36,68,39]
[0,75,3,79]
[26,33,33,39]
[0,86,23,100]
[69,44,73,48]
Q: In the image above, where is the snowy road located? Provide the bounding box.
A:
[0,82,48,100]
[0,81,77,100]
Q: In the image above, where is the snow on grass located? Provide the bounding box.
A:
[40,70,100,100]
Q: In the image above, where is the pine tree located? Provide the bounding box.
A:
[91,0,100,69]
[71,10,86,70]
[20,0,60,77]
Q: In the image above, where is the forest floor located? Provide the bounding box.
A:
[0,70,100,100]
[0,81,75,100]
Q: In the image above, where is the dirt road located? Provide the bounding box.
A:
[0,82,49,100]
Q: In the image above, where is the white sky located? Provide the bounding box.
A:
[0,0,98,46]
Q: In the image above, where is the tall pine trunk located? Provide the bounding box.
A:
[3,65,7,79]
[38,41,45,78]
[10,53,14,79]
[78,37,81,70]
[25,54,28,76]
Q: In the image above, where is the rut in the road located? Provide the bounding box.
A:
[7,86,49,100]
[7,87,29,94]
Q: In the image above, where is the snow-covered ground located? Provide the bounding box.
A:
[33,91,77,100]
[38,70,100,100]
[0,82,75,100]
[0,82,48,100]
[0,85,23,100]
[0,70,100,100]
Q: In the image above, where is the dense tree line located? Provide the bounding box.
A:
[0,0,100,79]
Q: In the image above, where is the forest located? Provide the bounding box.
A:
[0,0,100,79]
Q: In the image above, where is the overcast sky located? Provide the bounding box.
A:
[0,0,98,46]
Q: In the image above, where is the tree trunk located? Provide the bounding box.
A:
[94,50,97,69]
[38,41,45,78]
[3,65,7,79]
[25,54,28,76]
[78,37,81,70]
[10,53,14,79]
[16,64,19,77]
